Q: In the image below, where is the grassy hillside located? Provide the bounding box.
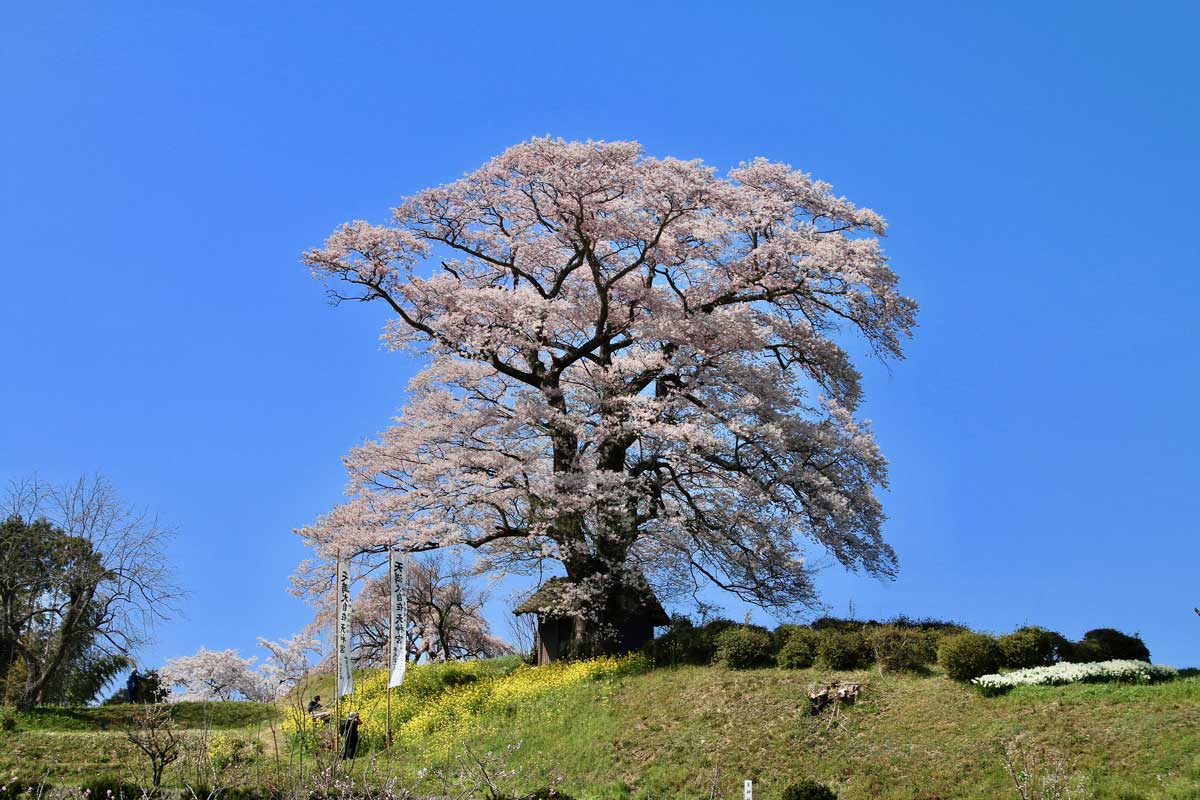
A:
[10,701,279,731]
[0,702,280,789]
[2,665,1197,799]
[541,666,1200,799]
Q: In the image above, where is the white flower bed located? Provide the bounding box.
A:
[973,659,1177,694]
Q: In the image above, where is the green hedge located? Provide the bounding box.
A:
[938,632,1001,682]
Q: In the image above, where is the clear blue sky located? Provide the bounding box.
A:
[2,2,1197,669]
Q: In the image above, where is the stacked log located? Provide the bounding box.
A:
[807,681,863,715]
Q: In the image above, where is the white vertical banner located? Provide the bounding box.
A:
[388,548,408,688]
[336,556,354,698]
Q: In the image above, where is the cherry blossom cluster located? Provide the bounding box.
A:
[159,634,320,702]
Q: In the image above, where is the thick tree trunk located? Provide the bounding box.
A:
[561,549,635,659]
[567,592,627,658]
[12,586,96,711]
[547,378,643,659]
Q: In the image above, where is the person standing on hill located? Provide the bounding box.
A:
[126,667,141,703]
[339,711,361,759]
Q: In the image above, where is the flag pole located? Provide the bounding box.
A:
[334,553,341,766]
[386,545,394,749]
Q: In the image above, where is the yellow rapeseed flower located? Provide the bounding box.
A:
[282,653,647,756]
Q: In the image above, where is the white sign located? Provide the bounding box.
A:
[336,558,354,698]
[388,548,408,688]
[743,780,752,800]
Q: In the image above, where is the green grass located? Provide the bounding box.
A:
[3,665,1198,799]
[386,665,1199,800]
[0,701,283,789]
[5,701,278,731]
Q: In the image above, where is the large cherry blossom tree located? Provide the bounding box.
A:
[300,138,917,655]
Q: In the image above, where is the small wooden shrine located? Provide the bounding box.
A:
[513,577,670,665]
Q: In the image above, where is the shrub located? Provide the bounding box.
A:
[209,732,264,770]
[772,623,806,651]
[867,625,936,673]
[998,626,1058,669]
[923,627,962,656]
[1057,639,1107,664]
[1081,628,1150,661]
[938,632,1001,682]
[778,628,822,669]
[811,616,866,633]
[781,780,838,800]
[816,630,871,670]
[1046,630,1071,662]
[714,626,774,669]
[883,615,968,635]
[441,666,481,687]
[0,709,16,733]
[400,654,524,697]
[650,616,738,666]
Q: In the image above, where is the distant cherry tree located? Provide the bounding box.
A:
[159,636,318,702]
[160,647,268,701]
[300,138,917,655]
[256,633,322,693]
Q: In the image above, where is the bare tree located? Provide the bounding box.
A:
[1002,737,1088,800]
[1,473,181,709]
[504,598,538,663]
[126,704,182,788]
[407,553,513,661]
[292,551,512,666]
